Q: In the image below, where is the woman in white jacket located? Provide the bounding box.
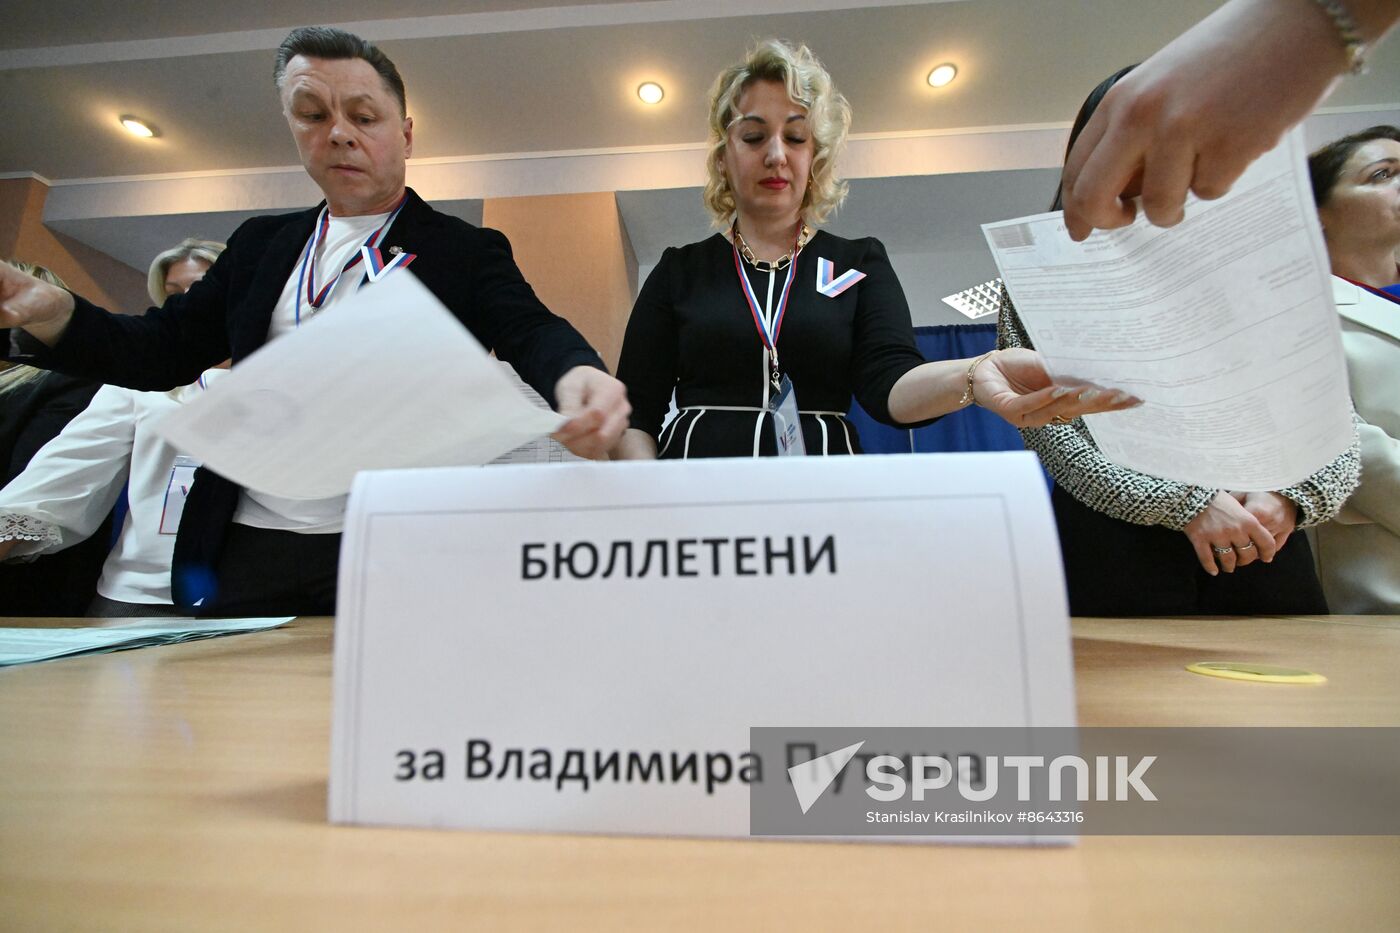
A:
[0,239,226,616]
[1308,126,1400,613]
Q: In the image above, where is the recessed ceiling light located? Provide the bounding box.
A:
[119,115,157,138]
[927,64,958,88]
[637,82,664,105]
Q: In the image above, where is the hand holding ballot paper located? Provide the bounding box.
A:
[151,273,619,500]
[984,128,1355,493]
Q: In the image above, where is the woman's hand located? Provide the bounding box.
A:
[973,348,1139,428]
[609,428,659,461]
[1182,491,1279,575]
[1237,491,1298,550]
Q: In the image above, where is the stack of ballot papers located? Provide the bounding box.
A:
[489,363,584,466]
[0,617,292,667]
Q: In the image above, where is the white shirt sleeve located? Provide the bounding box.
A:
[0,384,137,558]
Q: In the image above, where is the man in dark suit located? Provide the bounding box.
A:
[0,26,630,615]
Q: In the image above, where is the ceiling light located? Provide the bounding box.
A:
[637,82,664,105]
[119,116,157,138]
[927,64,958,88]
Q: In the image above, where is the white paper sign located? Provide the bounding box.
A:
[982,128,1353,491]
[329,454,1074,842]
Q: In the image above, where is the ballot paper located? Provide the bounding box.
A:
[982,128,1353,491]
[488,363,583,466]
[0,617,292,667]
[153,273,566,499]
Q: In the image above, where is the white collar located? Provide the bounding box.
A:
[1333,275,1400,342]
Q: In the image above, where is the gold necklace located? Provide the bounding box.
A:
[733,222,812,271]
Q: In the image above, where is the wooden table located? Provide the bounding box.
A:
[1,615,1397,931]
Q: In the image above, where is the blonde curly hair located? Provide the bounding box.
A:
[703,39,851,226]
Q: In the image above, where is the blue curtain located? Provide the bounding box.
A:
[848,324,1028,455]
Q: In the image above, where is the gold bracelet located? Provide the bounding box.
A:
[1312,0,1370,74]
[958,351,994,407]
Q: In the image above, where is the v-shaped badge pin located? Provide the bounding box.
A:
[361,245,416,284]
[816,257,866,298]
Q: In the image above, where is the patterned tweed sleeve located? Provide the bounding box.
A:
[1273,417,1361,528]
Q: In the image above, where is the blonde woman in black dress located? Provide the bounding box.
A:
[611,40,1136,460]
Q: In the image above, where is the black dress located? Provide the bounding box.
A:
[0,370,112,615]
[617,231,929,457]
[1052,485,1329,616]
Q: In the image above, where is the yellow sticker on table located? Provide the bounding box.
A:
[1186,661,1327,685]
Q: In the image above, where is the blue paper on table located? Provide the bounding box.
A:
[0,617,293,667]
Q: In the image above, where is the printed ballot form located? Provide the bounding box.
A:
[153,272,564,499]
[329,454,1075,842]
[983,128,1353,491]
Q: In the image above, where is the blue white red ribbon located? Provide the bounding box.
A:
[360,245,415,283]
[295,192,408,325]
[815,257,866,298]
[731,230,804,380]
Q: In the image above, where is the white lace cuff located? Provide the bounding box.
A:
[0,513,63,559]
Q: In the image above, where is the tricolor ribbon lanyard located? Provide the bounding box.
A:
[294,193,407,326]
[732,228,803,395]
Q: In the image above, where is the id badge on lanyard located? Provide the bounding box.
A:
[732,228,807,456]
[159,455,200,535]
[767,374,806,456]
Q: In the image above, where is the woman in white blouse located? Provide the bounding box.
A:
[0,239,227,616]
[1308,126,1400,613]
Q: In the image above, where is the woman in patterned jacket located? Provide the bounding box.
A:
[998,67,1360,616]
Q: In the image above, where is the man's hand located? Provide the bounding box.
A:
[1058,0,1392,240]
[552,366,631,460]
[0,261,76,346]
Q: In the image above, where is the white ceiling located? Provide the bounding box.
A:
[6,0,1400,323]
[0,0,1305,179]
[0,0,643,48]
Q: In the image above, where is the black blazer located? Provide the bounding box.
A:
[1,370,100,485]
[7,189,603,607]
[0,370,112,615]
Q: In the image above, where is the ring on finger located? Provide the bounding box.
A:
[1050,415,1071,425]
[1211,545,1234,555]
[1236,541,1256,551]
